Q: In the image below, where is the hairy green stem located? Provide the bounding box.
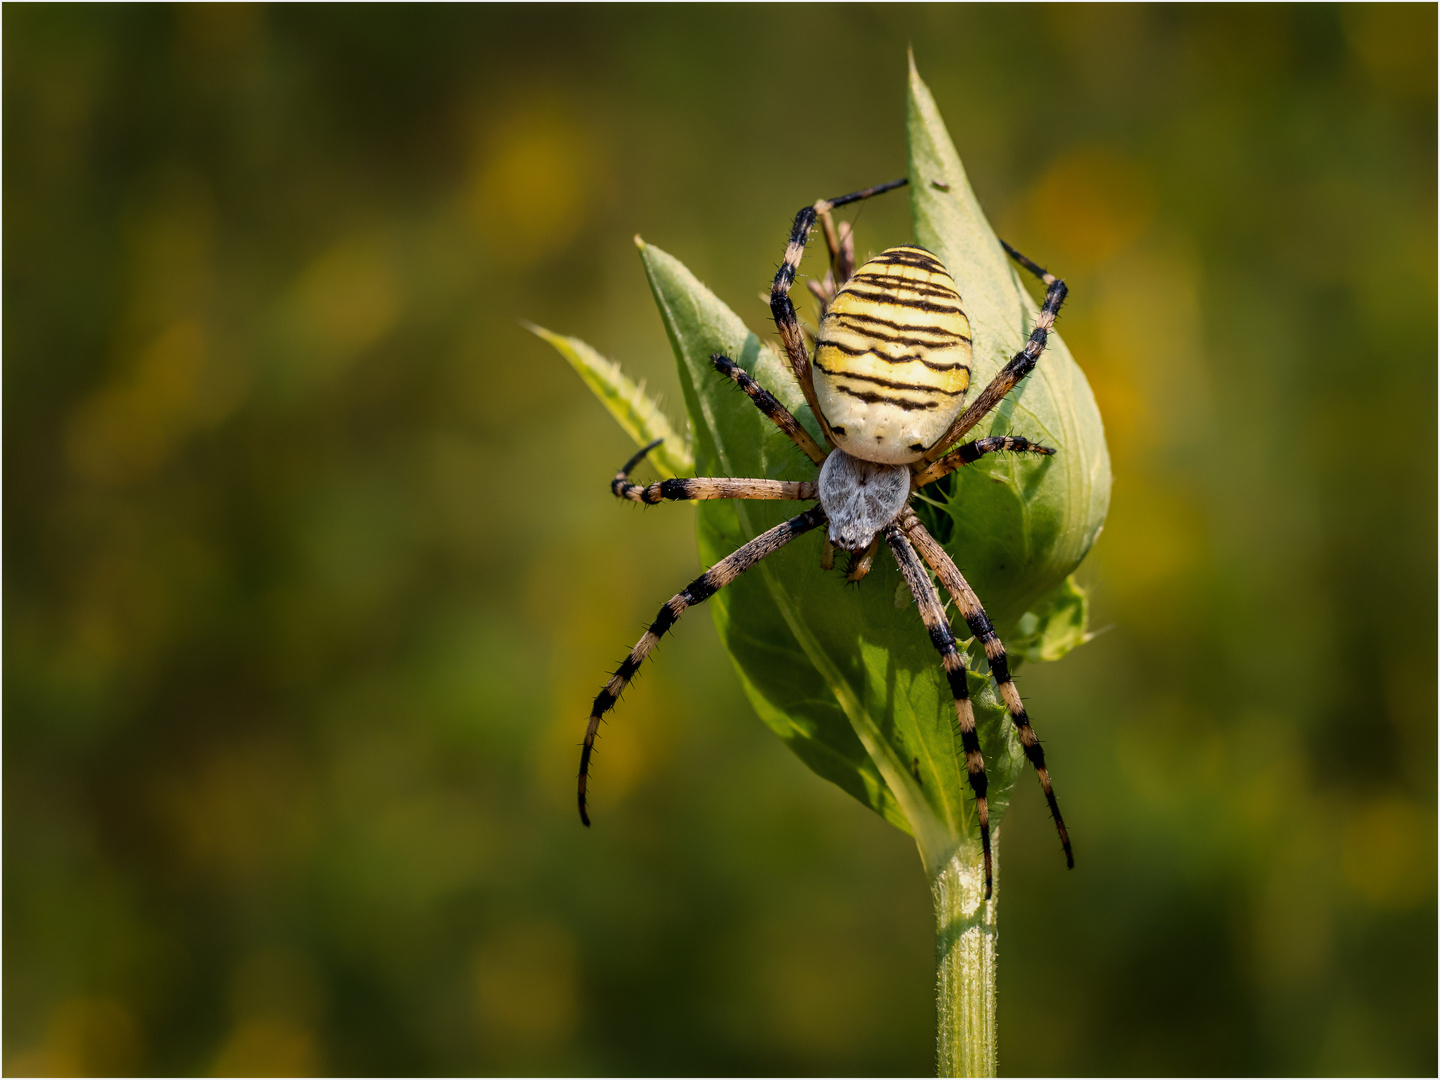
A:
[933,833,998,1077]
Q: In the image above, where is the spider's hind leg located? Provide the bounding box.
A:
[770,177,909,443]
[806,215,855,311]
[916,241,1069,467]
[711,354,828,466]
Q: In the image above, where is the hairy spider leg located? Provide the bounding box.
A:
[909,435,1055,490]
[611,440,816,503]
[710,354,828,466]
[846,536,881,583]
[901,510,1073,868]
[770,178,909,445]
[883,520,993,898]
[916,240,1068,469]
[578,505,828,825]
[809,213,856,310]
[817,177,911,285]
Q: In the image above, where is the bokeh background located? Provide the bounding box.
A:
[5,5,1435,1076]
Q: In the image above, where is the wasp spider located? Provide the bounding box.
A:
[580,178,1071,897]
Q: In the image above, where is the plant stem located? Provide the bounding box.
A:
[933,833,998,1078]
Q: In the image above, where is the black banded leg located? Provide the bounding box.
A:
[711,354,828,466]
[579,504,828,825]
[883,521,993,899]
[918,242,1069,464]
[901,510,1073,869]
[911,434,1055,489]
[770,178,909,443]
[610,439,818,504]
[613,475,818,504]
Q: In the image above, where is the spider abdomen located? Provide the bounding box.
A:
[813,245,972,464]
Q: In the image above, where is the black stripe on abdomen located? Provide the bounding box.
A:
[814,359,965,395]
[819,339,970,372]
[828,310,971,344]
[830,384,945,410]
[838,285,965,314]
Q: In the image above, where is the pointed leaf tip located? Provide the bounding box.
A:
[529,321,693,478]
[905,55,1110,632]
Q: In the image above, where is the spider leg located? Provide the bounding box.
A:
[910,435,1055,490]
[901,510,1073,868]
[916,241,1068,468]
[771,178,909,445]
[611,439,817,503]
[845,536,881,583]
[809,214,856,309]
[579,504,827,825]
[711,354,828,466]
[883,520,993,899]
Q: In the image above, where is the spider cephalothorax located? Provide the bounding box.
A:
[581,178,1071,898]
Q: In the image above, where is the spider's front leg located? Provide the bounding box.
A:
[883,520,993,898]
[579,505,827,825]
[901,509,1073,868]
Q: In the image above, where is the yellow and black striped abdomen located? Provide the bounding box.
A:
[813,245,972,464]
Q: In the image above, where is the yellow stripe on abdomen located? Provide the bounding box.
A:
[813,246,973,464]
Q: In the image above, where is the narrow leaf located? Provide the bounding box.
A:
[526,321,693,478]
[906,58,1111,635]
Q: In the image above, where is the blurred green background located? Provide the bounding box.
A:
[5,5,1435,1076]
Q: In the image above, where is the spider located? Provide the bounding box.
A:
[578,177,1071,898]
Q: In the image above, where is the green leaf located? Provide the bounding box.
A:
[1007,575,1093,666]
[552,63,1110,877]
[526,321,693,478]
[905,57,1111,634]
